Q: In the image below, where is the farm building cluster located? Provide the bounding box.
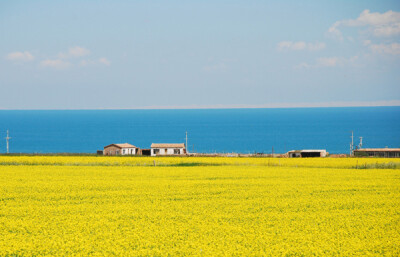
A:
[102,143,186,156]
[101,143,400,158]
[286,148,400,158]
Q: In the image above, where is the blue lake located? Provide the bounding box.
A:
[0,107,399,154]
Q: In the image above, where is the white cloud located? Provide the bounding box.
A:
[328,9,400,40]
[79,58,111,67]
[40,59,71,69]
[278,41,306,51]
[327,21,344,41]
[363,40,372,46]
[58,46,90,59]
[296,57,341,68]
[98,57,110,66]
[369,43,400,55]
[277,41,326,51]
[79,60,89,66]
[356,9,400,28]
[296,56,359,69]
[203,63,227,72]
[69,46,90,57]
[6,47,109,70]
[373,23,400,37]
[308,42,326,51]
[295,62,312,69]
[316,57,341,67]
[6,51,34,62]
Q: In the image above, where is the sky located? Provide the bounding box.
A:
[0,0,399,109]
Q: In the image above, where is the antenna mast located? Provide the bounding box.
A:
[350,131,354,156]
[185,131,189,154]
[6,130,11,154]
[359,137,363,149]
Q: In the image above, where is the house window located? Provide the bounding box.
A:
[122,149,126,154]
[153,149,160,154]
[174,149,180,154]
[165,149,168,154]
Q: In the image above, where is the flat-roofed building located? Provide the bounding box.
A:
[354,148,400,158]
[287,149,327,158]
[103,143,138,156]
[151,143,186,156]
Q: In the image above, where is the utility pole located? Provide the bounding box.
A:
[359,137,363,149]
[185,131,189,154]
[350,131,354,156]
[5,130,11,154]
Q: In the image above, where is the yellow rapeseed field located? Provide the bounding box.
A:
[0,156,399,255]
[0,155,399,168]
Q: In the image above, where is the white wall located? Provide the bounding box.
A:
[151,148,183,156]
[121,148,136,155]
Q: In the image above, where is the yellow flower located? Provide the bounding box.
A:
[0,156,399,255]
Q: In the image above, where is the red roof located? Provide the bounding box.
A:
[104,143,136,149]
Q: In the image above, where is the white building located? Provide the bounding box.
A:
[354,148,400,158]
[150,143,186,156]
[287,149,327,158]
[103,143,138,156]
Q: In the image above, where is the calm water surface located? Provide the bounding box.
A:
[0,107,399,154]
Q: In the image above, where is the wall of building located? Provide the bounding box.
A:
[104,146,136,156]
[104,146,121,156]
[121,148,136,155]
[151,148,184,156]
[319,151,327,157]
[288,150,327,158]
[354,151,400,158]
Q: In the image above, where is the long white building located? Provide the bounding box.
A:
[150,143,186,156]
[287,149,327,158]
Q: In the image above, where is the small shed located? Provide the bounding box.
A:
[104,143,138,156]
[140,149,151,156]
[354,148,400,158]
[150,143,186,156]
[287,149,327,158]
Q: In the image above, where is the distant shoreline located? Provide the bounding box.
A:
[1,101,399,110]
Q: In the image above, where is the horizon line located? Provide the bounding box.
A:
[1,100,399,110]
